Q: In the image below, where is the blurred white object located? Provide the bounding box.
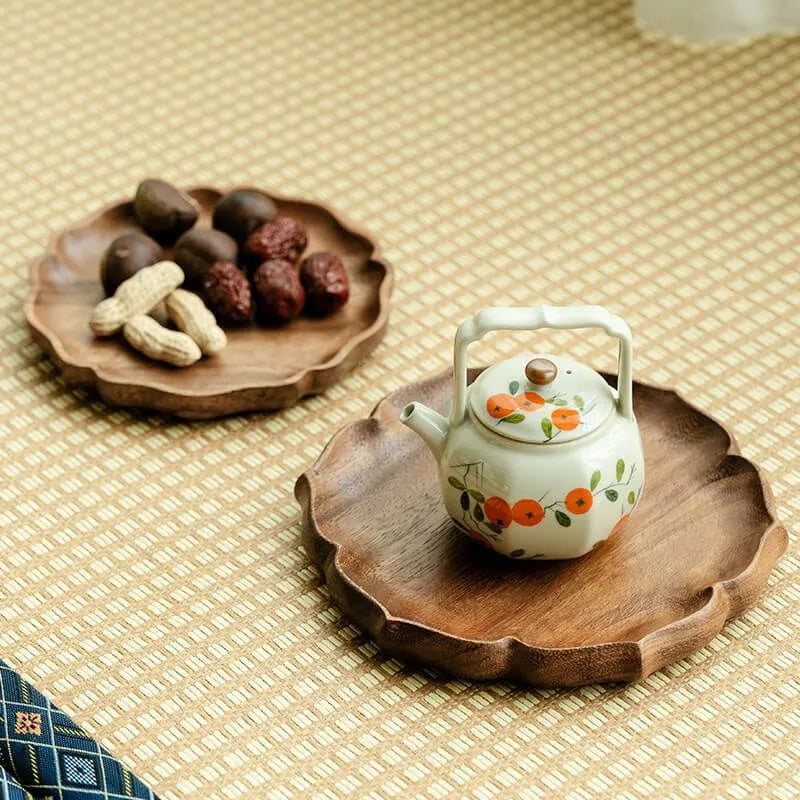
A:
[635,0,800,41]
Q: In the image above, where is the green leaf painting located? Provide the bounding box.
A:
[552,398,568,406]
[500,412,525,424]
[448,456,639,547]
[555,510,571,527]
[510,549,524,558]
[573,395,585,411]
[541,418,553,438]
[509,380,520,395]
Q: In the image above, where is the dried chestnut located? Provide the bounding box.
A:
[100,232,163,295]
[243,217,307,268]
[299,252,349,317]
[252,259,305,326]
[173,228,238,287]
[134,179,198,243]
[202,261,253,326]
[212,190,278,243]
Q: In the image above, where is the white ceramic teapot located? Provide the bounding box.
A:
[400,305,645,560]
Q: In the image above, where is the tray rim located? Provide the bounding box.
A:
[24,185,394,418]
[295,368,788,686]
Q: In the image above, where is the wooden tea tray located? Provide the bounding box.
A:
[296,369,787,687]
[25,187,392,419]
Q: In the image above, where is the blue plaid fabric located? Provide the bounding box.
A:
[0,762,34,800]
[0,660,158,800]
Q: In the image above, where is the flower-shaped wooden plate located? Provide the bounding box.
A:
[295,368,787,687]
[25,187,392,418]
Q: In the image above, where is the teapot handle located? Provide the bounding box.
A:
[452,305,634,425]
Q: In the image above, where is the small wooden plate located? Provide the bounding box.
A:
[296,369,787,687]
[25,187,392,418]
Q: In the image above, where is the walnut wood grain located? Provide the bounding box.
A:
[25,187,392,418]
[295,368,787,687]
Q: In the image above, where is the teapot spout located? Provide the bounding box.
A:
[400,402,449,460]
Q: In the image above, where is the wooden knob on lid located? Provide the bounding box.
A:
[525,357,557,385]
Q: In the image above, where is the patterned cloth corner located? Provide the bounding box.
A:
[0,661,158,800]
[0,762,34,800]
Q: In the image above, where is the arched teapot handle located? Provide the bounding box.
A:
[452,305,634,425]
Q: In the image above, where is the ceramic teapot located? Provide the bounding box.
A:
[400,305,644,559]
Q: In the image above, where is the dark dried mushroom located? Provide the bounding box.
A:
[213,189,278,243]
[133,179,198,243]
[173,228,238,288]
[100,232,163,295]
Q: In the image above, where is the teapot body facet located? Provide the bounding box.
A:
[440,390,644,559]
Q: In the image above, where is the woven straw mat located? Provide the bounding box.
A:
[1,1,798,798]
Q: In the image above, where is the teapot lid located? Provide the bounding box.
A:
[470,353,616,444]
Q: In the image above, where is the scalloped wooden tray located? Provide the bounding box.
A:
[25,187,392,419]
[295,368,787,686]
